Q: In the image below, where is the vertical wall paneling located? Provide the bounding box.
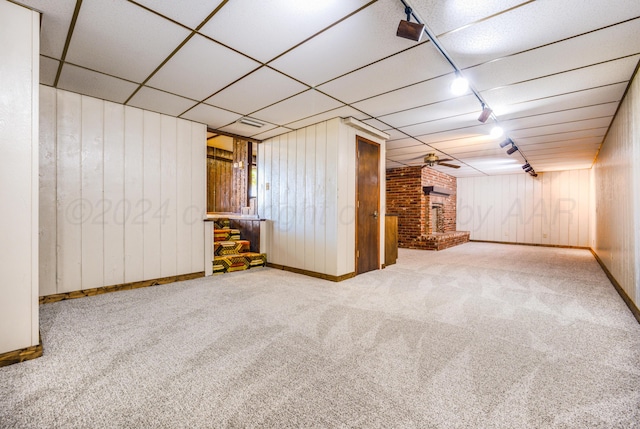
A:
[0,2,39,353]
[286,133,297,267]
[160,116,178,277]
[123,106,145,283]
[593,69,639,306]
[457,171,590,247]
[190,123,206,273]
[103,101,125,286]
[324,119,339,276]
[142,111,162,279]
[304,126,316,271]
[176,119,192,275]
[80,96,105,290]
[39,86,57,297]
[295,129,306,269]
[270,135,281,263]
[314,123,327,273]
[56,91,83,292]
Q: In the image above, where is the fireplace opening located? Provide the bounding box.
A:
[431,203,445,234]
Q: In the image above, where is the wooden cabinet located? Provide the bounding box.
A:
[385,215,398,266]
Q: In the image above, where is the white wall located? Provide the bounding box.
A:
[0,1,39,354]
[39,87,206,296]
[593,69,640,306]
[457,170,591,247]
[257,118,386,277]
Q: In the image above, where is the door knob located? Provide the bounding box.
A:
[372,210,378,219]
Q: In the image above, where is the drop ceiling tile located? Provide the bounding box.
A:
[410,0,529,35]
[18,0,76,58]
[205,67,308,115]
[251,127,296,141]
[269,1,425,86]
[180,103,242,129]
[65,0,190,83]
[362,118,393,131]
[508,117,612,139]
[317,42,452,103]
[520,137,603,151]
[134,0,223,29]
[40,56,59,86]
[483,57,638,114]
[217,121,278,138]
[516,130,606,146]
[199,0,371,63]
[439,0,640,68]
[465,18,640,91]
[352,73,470,118]
[251,90,343,126]
[386,139,424,151]
[284,106,369,130]
[127,86,199,117]
[397,111,483,137]
[57,64,139,104]
[500,103,618,131]
[494,83,627,120]
[377,95,479,128]
[147,34,260,102]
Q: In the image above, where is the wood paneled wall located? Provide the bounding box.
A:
[39,87,206,296]
[0,2,40,354]
[257,118,386,277]
[457,170,591,247]
[593,69,640,306]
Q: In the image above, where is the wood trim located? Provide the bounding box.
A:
[266,263,355,282]
[590,249,640,324]
[39,272,204,305]
[0,337,43,368]
[469,239,590,250]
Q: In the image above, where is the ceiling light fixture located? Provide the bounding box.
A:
[507,144,519,155]
[450,74,469,96]
[522,163,530,170]
[238,117,264,128]
[478,104,492,123]
[396,6,424,41]
[490,126,504,139]
[499,138,513,148]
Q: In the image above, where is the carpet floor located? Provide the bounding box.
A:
[1,242,639,428]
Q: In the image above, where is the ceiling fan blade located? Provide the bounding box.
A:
[437,162,460,169]
[437,158,453,163]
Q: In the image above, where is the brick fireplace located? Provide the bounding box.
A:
[386,166,470,251]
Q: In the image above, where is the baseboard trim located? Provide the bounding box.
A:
[470,240,589,250]
[39,272,205,305]
[590,249,640,324]
[0,338,43,368]
[266,263,356,282]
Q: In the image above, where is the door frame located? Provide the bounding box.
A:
[355,135,381,274]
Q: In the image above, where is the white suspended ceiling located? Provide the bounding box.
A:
[16,0,640,177]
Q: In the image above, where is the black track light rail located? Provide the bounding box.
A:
[398,0,536,177]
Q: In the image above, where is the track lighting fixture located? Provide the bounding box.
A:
[522,163,530,170]
[396,6,424,41]
[506,145,518,155]
[499,138,513,148]
[450,74,469,96]
[524,166,533,173]
[490,126,504,139]
[478,105,492,123]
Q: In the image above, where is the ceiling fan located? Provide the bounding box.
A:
[421,153,460,169]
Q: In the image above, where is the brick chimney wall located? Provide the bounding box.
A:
[386,166,458,248]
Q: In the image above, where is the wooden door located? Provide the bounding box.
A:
[356,137,380,274]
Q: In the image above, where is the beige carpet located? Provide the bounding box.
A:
[1,242,639,428]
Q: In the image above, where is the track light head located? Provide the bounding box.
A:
[499,138,512,148]
[397,20,424,41]
[522,163,530,170]
[506,145,518,155]
[478,105,492,123]
[524,166,533,173]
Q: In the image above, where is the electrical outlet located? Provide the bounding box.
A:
[543,233,547,238]
[265,182,270,190]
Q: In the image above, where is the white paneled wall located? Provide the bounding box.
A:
[457,170,591,247]
[593,69,640,306]
[257,118,385,277]
[39,87,206,296]
[0,1,40,354]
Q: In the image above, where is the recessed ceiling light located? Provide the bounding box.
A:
[237,117,264,128]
